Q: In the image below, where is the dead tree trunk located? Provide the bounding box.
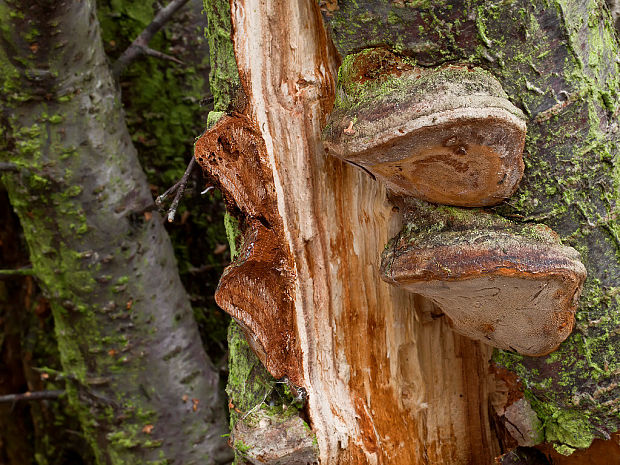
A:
[201,0,619,463]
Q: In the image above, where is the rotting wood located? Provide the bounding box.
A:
[195,114,302,384]
[218,1,502,463]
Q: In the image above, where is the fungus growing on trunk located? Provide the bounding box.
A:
[381,203,586,356]
[323,49,527,207]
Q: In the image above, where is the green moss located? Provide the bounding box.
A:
[47,114,64,124]
[533,401,595,451]
[203,0,241,111]
[224,212,241,260]
[233,439,251,454]
[334,48,415,111]
[206,110,226,128]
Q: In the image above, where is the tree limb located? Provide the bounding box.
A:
[0,390,64,403]
[0,162,19,172]
[141,46,184,65]
[112,0,190,78]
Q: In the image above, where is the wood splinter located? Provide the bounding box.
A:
[381,204,586,356]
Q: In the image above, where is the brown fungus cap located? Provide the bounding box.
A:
[323,51,527,207]
[380,205,586,356]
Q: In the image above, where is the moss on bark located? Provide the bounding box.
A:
[324,0,620,455]
[203,0,241,111]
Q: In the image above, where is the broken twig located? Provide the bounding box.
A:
[156,157,196,222]
[112,0,190,78]
[0,390,64,404]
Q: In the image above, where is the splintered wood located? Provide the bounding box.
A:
[200,1,503,463]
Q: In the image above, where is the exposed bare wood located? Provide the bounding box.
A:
[214,0,502,463]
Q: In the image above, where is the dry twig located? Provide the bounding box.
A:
[156,157,197,222]
[0,162,19,172]
[0,390,64,404]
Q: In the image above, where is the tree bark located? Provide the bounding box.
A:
[0,1,231,463]
[201,0,619,463]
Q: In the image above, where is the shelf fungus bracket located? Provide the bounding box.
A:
[323,49,527,207]
[322,49,586,355]
[380,203,586,356]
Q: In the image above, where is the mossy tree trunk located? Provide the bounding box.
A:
[0,1,231,464]
[203,0,619,464]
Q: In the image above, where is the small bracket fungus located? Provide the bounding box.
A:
[323,50,527,206]
[230,409,318,465]
[380,204,586,356]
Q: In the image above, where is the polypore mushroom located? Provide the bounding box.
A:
[380,204,586,356]
[323,49,527,207]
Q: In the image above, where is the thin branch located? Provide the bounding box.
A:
[0,162,19,172]
[141,46,184,65]
[156,157,196,222]
[0,390,64,404]
[112,0,190,78]
[187,262,229,274]
[0,267,34,277]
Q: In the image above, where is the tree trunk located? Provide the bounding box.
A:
[0,1,231,463]
[201,0,619,463]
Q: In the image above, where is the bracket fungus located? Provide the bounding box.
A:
[380,204,586,356]
[323,49,527,207]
